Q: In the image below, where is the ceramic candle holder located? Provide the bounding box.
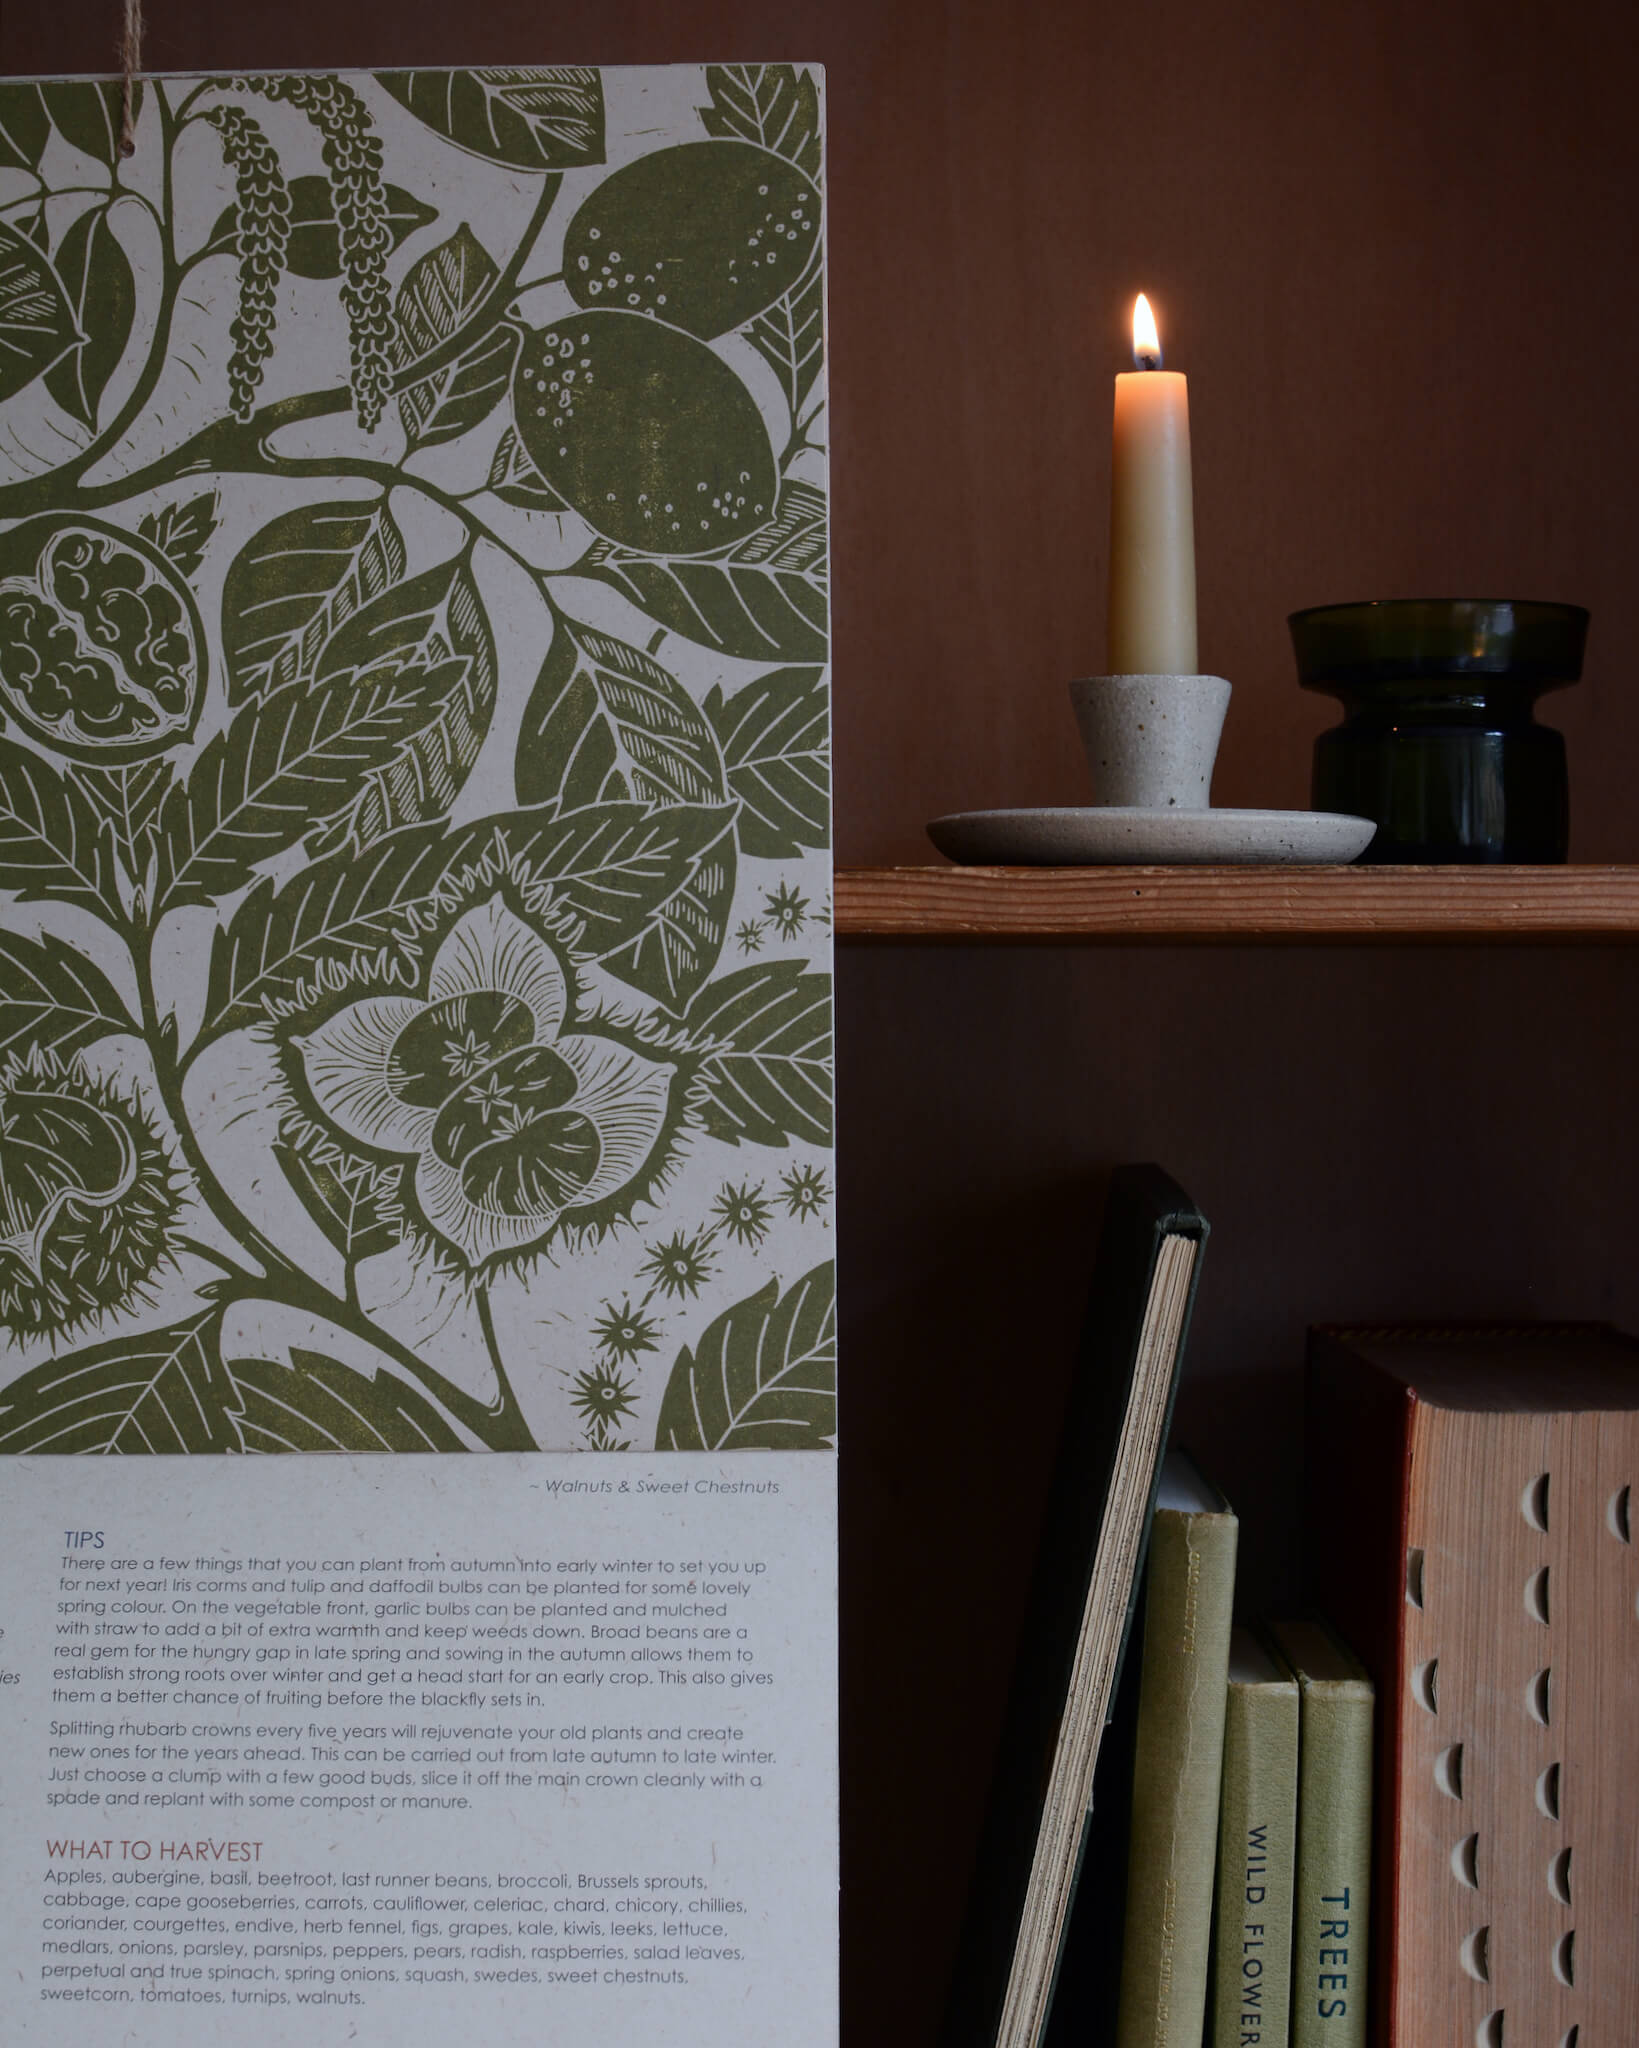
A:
[1068,673,1232,810]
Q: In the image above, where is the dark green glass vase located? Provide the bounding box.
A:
[1290,599,1588,863]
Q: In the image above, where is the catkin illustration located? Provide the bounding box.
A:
[201,106,291,421]
[236,74,394,430]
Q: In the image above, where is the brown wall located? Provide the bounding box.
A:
[8,4,1639,2041]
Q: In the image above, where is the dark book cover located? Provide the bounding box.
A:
[1041,1585,1145,2045]
[941,1165,1210,2048]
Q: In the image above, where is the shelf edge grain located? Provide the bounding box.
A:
[832,865,1639,943]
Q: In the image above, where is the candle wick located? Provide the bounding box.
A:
[1135,347,1163,371]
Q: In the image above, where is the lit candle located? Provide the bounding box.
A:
[1107,292,1197,674]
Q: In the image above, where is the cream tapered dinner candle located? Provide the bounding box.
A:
[1107,293,1197,675]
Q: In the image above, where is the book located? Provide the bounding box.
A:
[1265,1619,1373,2048]
[942,1167,1210,2048]
[1114,1451,1239,2048]
[1211,1627,1300,2048]
[1306,1324,1639,2048]
[0,59,838,2046]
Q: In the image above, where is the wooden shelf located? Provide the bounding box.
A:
[833,865,1639,942]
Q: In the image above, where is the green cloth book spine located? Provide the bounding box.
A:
[1266,1620,1374,2048]
[1114,1455,1239,2048]
[1211,1627,1299,2048]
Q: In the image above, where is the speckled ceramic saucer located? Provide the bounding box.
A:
[926,807,1377,866]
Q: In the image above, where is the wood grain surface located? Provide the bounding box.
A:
[835,865,1639,940]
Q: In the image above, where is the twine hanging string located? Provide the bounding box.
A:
[118,0,144,158]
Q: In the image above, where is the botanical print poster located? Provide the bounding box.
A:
[0,65,834,2048]
[0,64,833,1461]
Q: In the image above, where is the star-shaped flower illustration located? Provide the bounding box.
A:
[293,896,677,1269]
[763,881,808,937]
[778,1162,828,1219]
[442,1025,486,1079]
[464,1072,515,1126]
[571,1362,639,1428]
[736,918,767,954]
[589,1299,659,1364]
[640,1228,715,1300]
[712,1179,771,1247]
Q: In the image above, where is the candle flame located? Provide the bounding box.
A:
[1132,292,1162,370]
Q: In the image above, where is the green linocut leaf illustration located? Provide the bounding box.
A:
[220,497,407,705]
[514,619,734,1009]
[274,1136,402,1264]
[401,323,519,454]
[0,927,132,1062]
[204,176,436,281]
[685,960,833,1148]
[298,655,470,855]
[0,735,119,915]
[705,664,830,858]
[201,816,461,1036]
[517,615,728,812]
[392,218,496,343]
[512,313,777,555]
[0,1310,239,1454]
[0,84,52,174]
[305,551,498,852]
[198,798,740,1040]
[376,67,605,171]
[395,218,495,344]
[393,224,519,450]
[499,801,741,964]
[487,425,569,511]
[748,260,825,420]
[153,667,441,913]
[700,65,822,180]
[43,204,135,430]
[603,808,737,1014]
[138,491,221,582]
[40,80,139,171]
[72,760,174,879]
[563,141,819,340]
[0,217,82,404]
[656,1260,835,1452]
[227,1346,468,1454]
[581,481,828,664]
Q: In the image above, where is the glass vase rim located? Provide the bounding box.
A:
[1288,597,1590,629]
[1290,597,1589,691]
